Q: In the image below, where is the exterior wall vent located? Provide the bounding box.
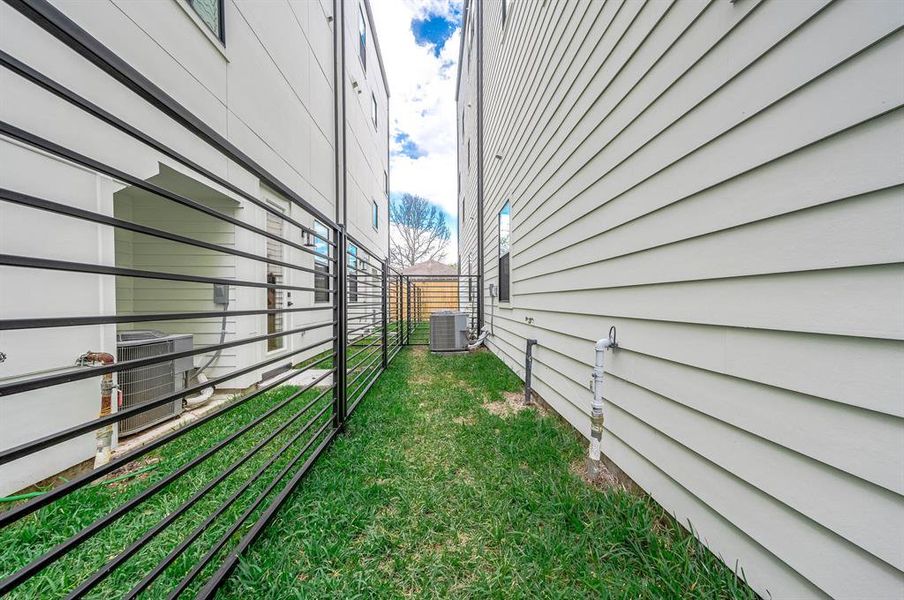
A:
[116,330,193,436]
[429,311,469,352]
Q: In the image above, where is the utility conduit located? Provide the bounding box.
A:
[588,326,617,480]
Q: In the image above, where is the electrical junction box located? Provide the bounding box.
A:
[213,284,229,306]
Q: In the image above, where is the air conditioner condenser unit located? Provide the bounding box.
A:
[429,311,469,352]
[116,330,193,436]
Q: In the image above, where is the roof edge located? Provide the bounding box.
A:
[454,0,471,102]
[362,0,391,98]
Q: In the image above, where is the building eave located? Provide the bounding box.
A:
[362,0,391,98]
[454,0,471,102]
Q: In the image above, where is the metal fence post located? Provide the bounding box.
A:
[398,274,404,346]
[381,260,388,368]
[334,225,347,429]
[406,277,412,345]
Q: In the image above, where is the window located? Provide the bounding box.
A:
[313,220,330,303]
[502,0,508,27]
[186,0,224,41]
[371,93,378,128]
[358,5,367,71]
[266,212,285,351]
[384,170,389,196]
[498,202,510,302]
[372,200,379,230]
[348,244,358,303]
[467,139,470,170]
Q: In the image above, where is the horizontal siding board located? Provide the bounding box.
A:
[506,0,752,217]
[514,0,830,246]
[493,304,904,416]
[604,429,828,599]
[491,0,604,191]
[516,0,898,251]
[493,312,904,494]
[466,1,904,596]
[503,0,677,207]
[608,376,904,571]
[515,264,904,339]
[611,350,904,497]
[516,188,904,293]
[518,32,904,261]
[514,117,904,281]
[604,400,904,599]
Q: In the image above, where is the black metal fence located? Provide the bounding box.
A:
[391,274,480,346]
[0,1,481,595]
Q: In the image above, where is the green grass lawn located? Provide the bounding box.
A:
[0,383,334,598]
[224,348,754,599]
[1,348,753,598]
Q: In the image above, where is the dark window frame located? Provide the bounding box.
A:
[498,202,511,303]
[186,0,225,43]
[358,4,367,72]
[313,220,330,304]
[266,211,286,351]
[348,244,358,303]
[371,93,378,128]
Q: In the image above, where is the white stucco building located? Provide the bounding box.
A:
[0,0,389,495]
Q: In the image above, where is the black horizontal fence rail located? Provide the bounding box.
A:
[0,1,480,594]
[396,274,481,346]
[0,96,349,595]
[0,3,394,594]
[344,235,387,417]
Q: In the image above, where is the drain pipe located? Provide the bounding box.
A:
[185,373,215,408]
[488,283,496,336]
[468,327,489,350]
[186,287,230,408]
[77,351,117,468]
[523,338,538,405]
[588,326,617,480]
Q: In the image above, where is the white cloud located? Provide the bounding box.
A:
[370,0,461,264]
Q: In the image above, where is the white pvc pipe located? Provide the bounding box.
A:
[588,327,617,479]
[185,372,215,408]
[468,326,489,350]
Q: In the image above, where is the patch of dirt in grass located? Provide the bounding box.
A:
[453,380,476,393]
[427,531,472,556]
[101,455,163,489]
[570,458,620,490]
[454,467,474,484]
[452,415,475,426]
[483,391,532,418]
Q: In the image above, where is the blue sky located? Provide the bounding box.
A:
[393,132,427,159]
[411,10,460,57]
[372,0,462,264]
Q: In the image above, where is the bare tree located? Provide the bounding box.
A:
[389,193,451,268]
